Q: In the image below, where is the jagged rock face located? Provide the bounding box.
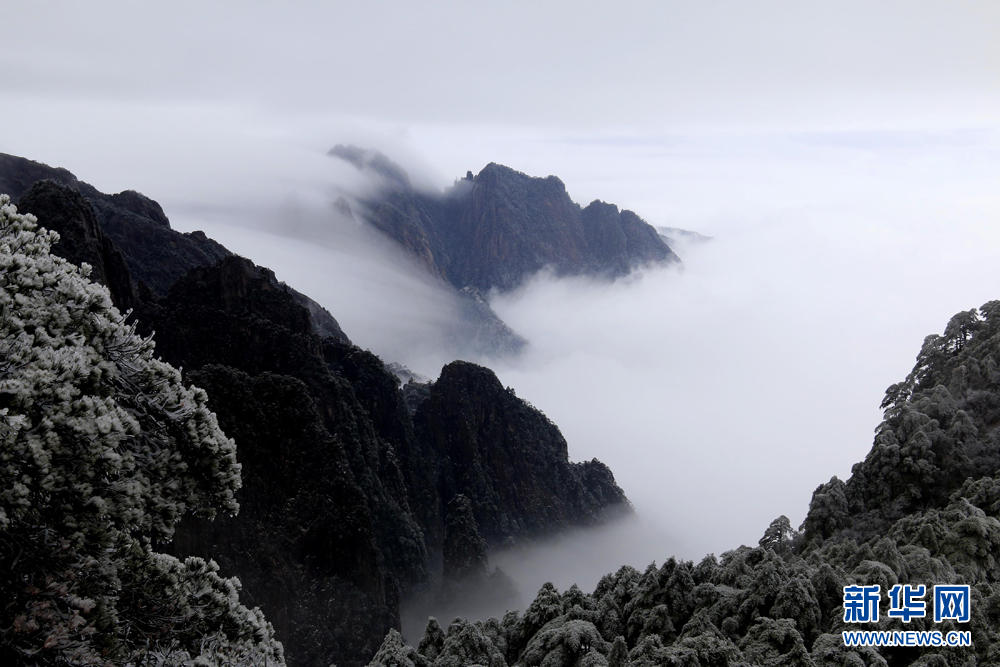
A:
[321,337,442,565]
[414,361,631,544]
[0,152,348,341]
[0,152,231,295]
[581,200,672,277]
[435,495,522,618]
[0,153,82,199]
[453,164,592,291]
[174,366,395,667]
[141,256,428,581]
[93,196,231,295]
[138,257,427,667]
[141,255,320,370]
[443,495,489,580]
[16,180,139,312]
[143,259,628,667]
[107,189,171,227]
[402,379,433,415]
[340,151,680,292]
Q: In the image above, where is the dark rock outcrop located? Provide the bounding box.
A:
[442,495,489,581]
[414,361,630,544]
[90,195,231,295]
[138,255,427,576]
[333,147,680,293]
[0,153,230,295]
[0,152,347,342]
[175,366,394,667]
[0,153,82,198]
[581,200,672,277]
[401,379,432,415]
[16,180,139,312]
[432,494,521,626]
[107,189,171,227]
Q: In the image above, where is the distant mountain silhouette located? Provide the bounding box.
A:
[330,145,680,293]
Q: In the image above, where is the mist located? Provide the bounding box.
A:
[9,114,995,571]
[3,0,1000,640]
[171,203,479,368]
[154,126,1000,637]
[399,513,679,642]
[167,125,1000,563]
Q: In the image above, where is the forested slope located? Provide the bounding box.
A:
[369,305,1000,667]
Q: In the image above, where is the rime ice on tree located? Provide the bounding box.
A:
[0,195,283,665]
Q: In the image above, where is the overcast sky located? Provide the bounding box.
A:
[4,1,998,126]
[3,1,1000,565]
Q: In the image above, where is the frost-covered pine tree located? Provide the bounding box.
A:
[0,194,283,666]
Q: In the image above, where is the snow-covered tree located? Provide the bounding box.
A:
[0,194,283,665]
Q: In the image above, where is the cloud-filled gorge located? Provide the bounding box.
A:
[156,128,1000,635]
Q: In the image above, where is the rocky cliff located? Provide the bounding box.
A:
[412,361,629,545]
[0,154,630,667]
[0,153,347,342]
[15,180,139,312]
[331,146,680,293]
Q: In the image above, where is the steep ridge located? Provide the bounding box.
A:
[367,304,1000,667]
[0,153,228,295]
[15,180,139,312]
[0,155,631,667]
[331,146,680,293]
[0,152,347,342]
[412,362,629,545]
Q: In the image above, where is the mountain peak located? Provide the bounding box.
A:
[358,156,677,293]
